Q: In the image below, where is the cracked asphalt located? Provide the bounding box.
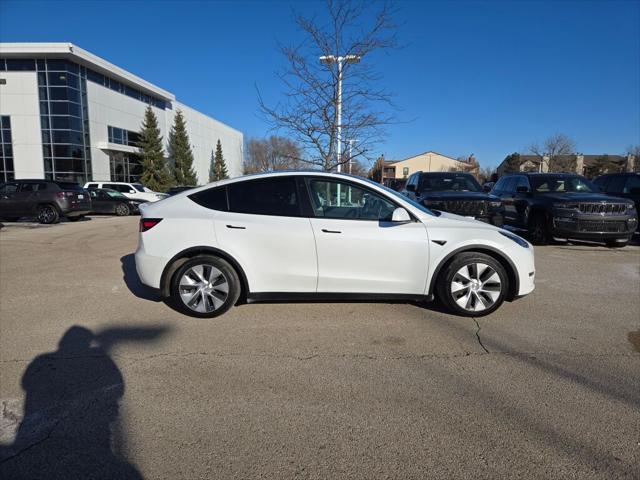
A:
[0,216,639,479]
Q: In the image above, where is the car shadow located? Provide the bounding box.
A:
[120,254,162,302]
[0,324,170,479]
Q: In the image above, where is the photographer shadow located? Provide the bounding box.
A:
[0,324,169,480]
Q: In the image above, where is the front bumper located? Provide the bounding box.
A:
[551,211,637,240]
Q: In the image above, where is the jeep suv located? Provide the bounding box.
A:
[401,172,504,226]
[592,173,640,219]
[492,173,638,247]
[0,179,91,224]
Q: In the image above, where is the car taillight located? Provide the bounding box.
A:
[57,191,73,199]
[140,218,163,232]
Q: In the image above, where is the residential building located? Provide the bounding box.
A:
[0,43,243,185]
[496,153,636,177]
[381,151,475,182]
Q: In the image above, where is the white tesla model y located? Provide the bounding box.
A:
[135,172,535,318]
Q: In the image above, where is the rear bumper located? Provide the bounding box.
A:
[135,244,166,289]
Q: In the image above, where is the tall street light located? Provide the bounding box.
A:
[319,54,361,173]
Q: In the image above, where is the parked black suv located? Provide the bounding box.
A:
[401,171,504,226]
[592,173,640,217]
[492,173,638,247]
[0,179,91,224]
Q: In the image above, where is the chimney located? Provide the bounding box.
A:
[575,154,584,175]
[627,154,635,172]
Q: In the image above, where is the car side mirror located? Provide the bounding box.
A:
[129,189,136,194]
[405,184,416,193]
[516,186,529,193]
[391,207,411,223]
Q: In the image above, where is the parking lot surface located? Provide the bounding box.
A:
[1,216,639,479]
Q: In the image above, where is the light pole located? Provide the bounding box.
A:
[319,54,361,173]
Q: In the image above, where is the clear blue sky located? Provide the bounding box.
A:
[1,0,638,168]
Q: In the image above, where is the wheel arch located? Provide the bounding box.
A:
[159,246,250,302]
[428,245,519,301]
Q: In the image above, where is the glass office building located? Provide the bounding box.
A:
[0,43,243,185]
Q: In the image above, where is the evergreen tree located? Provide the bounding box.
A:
[502,152,522,173]
[210,139,229,181]
[138,106,172,191]
[168,110,198,186]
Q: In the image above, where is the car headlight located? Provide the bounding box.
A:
[553,203,578,210]
[499,230,529,248]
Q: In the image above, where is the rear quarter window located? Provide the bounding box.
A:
[189,186,228,211]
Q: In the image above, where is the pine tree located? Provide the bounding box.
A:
[168,110,198,186]
[208,149,216,183]
[138,106,172,191]
[210,139,229,181]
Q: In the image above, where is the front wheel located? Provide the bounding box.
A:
[528,212,550,245]
[606,237,630,248]
[436,252,509,317]
[37,205,60,224]
[169,255,241,318]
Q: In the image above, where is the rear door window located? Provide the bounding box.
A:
[228,177,300,217]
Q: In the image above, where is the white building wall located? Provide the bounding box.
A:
[172,102,243,183]
[0,71,44,179]
[86,81,167,181]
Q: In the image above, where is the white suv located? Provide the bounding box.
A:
[84,181,168,202]
[135,172,535,318]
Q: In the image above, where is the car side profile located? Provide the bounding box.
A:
[135,172,535,318]
[87,188,145,216]
[84,181,167,203]
[0,179,91,224]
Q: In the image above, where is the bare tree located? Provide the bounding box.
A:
[528,133,576,172]
[244,136,303,174]
[258,0,398,171]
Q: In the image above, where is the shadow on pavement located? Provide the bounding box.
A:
[0,324,169,480]
[121,254,162,302]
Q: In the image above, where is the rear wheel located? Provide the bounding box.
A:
[115,203,130,216]
[169,255,241,318]
[528,212,550,245]
[437,252,509,317]
[37,205,60,224]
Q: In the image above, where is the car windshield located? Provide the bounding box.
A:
[530,175,597,193]
[420,174,482,192]
[131,183,146,192]
[362,178,437,217]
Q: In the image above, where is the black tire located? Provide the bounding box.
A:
[115,203,130,216]
[37,204,60,224]
[528,212,550,245]
[606,238,630,248]
[436,252,509,317]
[67,215,84,222]
[169,255,241,318]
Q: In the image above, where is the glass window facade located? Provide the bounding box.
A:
[0,58,169,110]
[108,125,140,147]
[0,116,14,181]
[36,59,92,184]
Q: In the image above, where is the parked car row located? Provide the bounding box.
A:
[0,180,169,224]
[390,171,638,248]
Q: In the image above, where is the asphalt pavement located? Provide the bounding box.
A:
[0,216,639,479]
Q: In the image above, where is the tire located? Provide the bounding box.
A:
[115,203,130,216]
[436,252,509,317]
[528,212,550,245]
[169,255,241,318]
[606,238,630,248]
[37,204,60,224]
[67,215,84,222]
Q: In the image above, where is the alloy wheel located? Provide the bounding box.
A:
[450,262,502,312]
[178,264,229,313]
[38,206,55,224]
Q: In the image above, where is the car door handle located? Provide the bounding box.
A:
[226,224,246,230]
[321,229,341,234]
